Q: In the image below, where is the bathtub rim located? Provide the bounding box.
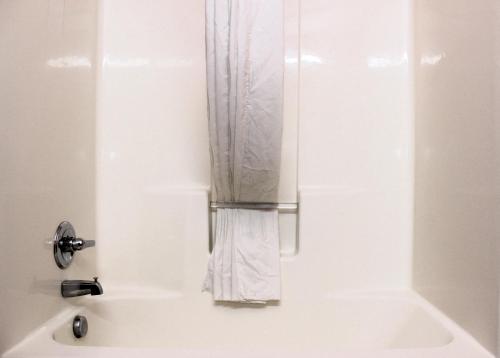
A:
[2,289,494,358]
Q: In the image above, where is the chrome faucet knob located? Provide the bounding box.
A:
[53,221,96,269]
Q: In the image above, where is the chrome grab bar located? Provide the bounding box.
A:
[209,202,298,213]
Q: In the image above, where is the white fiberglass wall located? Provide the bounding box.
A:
[0,0,98,353]
[96,0,413,295]
[413,0,500,354]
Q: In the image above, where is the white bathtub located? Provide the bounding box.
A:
[3,291,492,358]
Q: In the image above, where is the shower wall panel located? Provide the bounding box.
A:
[413,0,499,354]
[0,0,98,353]
[298,0,414,290]
[96,0,299,288]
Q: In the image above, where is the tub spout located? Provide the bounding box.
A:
[61,277,103,298]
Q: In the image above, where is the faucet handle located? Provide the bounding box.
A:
[71,238,95,251]
[54,221,96,269]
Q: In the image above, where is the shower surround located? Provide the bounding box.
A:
[1,0,498,357]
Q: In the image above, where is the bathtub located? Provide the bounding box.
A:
[3,291,492,358]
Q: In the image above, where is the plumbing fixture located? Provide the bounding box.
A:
[61,277,103,298]
[72,315,88,338]
[53,221,95,269]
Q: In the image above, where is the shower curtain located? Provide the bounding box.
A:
[203,0,284,302]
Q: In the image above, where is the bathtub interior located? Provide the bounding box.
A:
[52,296,453,350]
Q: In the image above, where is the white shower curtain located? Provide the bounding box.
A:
[203,0,284,302]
